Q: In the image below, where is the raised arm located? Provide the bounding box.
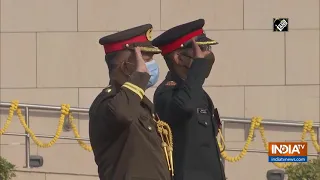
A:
[104,71,150,125]
[169,59,208,112]
[95,47,150,125]
[155,39,212,125]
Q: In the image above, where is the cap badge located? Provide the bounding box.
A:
[146,28,152,41]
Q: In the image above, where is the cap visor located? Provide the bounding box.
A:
[196,36,218,45]
[128,41,161,54]
[140,46,162,54]
[184,36,219,48]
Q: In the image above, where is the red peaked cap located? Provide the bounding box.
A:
[99,24,160,55]
[152,19,214,55]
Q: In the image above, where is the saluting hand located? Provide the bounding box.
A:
[191,38,209,58]
[134,47,148,73]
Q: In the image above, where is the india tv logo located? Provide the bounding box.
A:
[268,142,308,162]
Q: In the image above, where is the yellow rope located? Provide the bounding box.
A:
[17,103,68,148]
[68,113,92,152]
[1,100,319,166]
[218,117,320,168]
[0,100,18,135]
[0,100,91,150]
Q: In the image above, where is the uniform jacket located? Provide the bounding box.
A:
[154,60,226,180]
[89,72,171,180]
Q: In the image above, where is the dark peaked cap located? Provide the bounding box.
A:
[99,24,161,55]
[152,19,218,55]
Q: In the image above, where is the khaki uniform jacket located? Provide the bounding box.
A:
[89,72,171,180]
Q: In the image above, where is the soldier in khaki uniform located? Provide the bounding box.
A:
[89,24,173,180]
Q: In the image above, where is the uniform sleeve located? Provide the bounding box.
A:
[102,71,150,125]
[154,59,209,126]
[169,58,208,113]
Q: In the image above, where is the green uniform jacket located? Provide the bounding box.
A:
[154,60,226,180]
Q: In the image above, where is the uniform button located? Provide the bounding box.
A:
[204,122,208,125]
[148,126,152,131]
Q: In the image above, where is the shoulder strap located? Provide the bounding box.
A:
[89,85,117,116]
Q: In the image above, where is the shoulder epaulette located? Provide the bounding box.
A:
[103,85,116,96]
[104,85,112,92]
[165,81,176,86]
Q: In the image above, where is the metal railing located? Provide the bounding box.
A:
[0,102,319,169]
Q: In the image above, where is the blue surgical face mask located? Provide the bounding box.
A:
[146,59,160,88]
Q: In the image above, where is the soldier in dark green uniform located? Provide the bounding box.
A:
[152,19,226,180]
[89,24,173,180]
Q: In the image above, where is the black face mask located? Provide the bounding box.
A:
[204,52,215,78]
[179,52,215,78]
